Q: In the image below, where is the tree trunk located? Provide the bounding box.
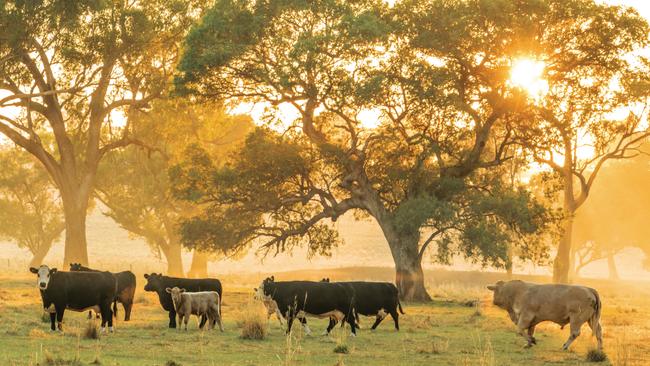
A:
[160,241,184,277]
[187,250,209,278]
[29,242,52,268]
[381,226,431,302]
[506,243,513,279]
[61,195,89,267]
[553,215,574,284]
[608,252,620,281]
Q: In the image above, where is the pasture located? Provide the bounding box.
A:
[0,268,648,366]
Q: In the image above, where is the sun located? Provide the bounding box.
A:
[509,58,548,97]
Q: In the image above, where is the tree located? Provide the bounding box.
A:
[0,0,202,265]
[95,99,253,276]
[510,0,650,283]
[0,145,64,267]
[173,0,556,300]
[571,146,650,279]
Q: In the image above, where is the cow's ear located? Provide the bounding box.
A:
[165,287,172,293]
[179,288,186,293]
[30,267,38,274]
[487,285,496,291]
[144,274,149,279]
[50,268,57,274]
[270,275,275,281]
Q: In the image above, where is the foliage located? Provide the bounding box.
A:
[95,99,253,270]
[0,145,63,264]
[173,0,553,277]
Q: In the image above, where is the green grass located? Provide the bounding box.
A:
[0,273,647,366]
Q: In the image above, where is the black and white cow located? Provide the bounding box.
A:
[255,276,357,336]
[30,265,117,332]
[69,263,137,321]
[321,279,404,332]
[143,273,222,328]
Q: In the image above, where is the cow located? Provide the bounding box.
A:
[254,276,357,336]
[30,265,117,333]
[253,287,283,325]
[165,287,223,331]
[143,273,222,328]
[487,280,603,350]
[320,278,404,333]
[69,263,137,321]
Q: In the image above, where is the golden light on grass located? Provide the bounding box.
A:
[509,58,548,98]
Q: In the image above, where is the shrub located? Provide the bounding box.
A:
[333,345,349,354]
[84,321,100,340]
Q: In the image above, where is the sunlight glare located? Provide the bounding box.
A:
[509,59,548,98]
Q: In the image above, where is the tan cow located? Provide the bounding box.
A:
[253,287,283,325]
[165,287,224,331]
[487,280,602,350]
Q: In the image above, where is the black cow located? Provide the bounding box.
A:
[69,263,137,321]
[255,276,357,336]
[321,278,404,332]
[143,273,222,328]
[30,265,117,332]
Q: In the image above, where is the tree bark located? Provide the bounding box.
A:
[160,241,184,277]
[553,214,574,284]
[187,250,209,278]
[380,225,431,301]
[29,241,52,268]
[608,252,620,280]
[506,243,513,279]
[61,193,89,267]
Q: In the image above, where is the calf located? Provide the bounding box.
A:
[487,280,603,350]
[253,287,283,325]
[144,273,222,328]
[255,276,357,336]
[69,263,137,321]
[321,279,404,333]
[30,265,117,332]
[165,287,223,331]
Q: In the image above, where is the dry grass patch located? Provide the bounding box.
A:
[238,302,267,340]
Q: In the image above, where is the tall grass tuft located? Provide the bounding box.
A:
[84,320,100,340]
[585,348,608,362]
[333,344,349,354]
[165,361,182,366]
[239,302,267,340]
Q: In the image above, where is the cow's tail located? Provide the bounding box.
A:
[589,288,602,337]
[398,299,405,315]
[113,298,118,319]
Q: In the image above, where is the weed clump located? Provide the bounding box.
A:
[165,361,182,366]
[586,349,608,362]
[333,344,349,354]
[84,321,100,340]
[239,302,267,340]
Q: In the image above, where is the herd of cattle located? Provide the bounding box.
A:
[28,264,603,351]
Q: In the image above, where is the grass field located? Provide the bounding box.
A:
[0,268,648,366]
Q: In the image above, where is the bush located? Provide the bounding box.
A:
[586,349,608,362]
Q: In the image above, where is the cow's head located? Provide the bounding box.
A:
[69,263,83,271]
[165,287,185,310]
[254,276,275,301]
[30,265,57,290]
[487,281,508,307]
[143,273,163,292]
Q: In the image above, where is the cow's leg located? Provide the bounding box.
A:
[347,313,357,337]
[516,313,535,348]
[286,310,295,335]
[298,314,312,335]
[168,310,177,328]
[275,309,284,325]
[184,314,189,331]
[199,314,207,329]
[390,309,400,330]
[123,301,133,322]
[325,318,338,335]
[49,312,56,331]
[55,307,65,332]
[527,325,537,345]
[100,304,108,332]
[562,319,582,350]
[214,306,224,332]
[107,303,114,332]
